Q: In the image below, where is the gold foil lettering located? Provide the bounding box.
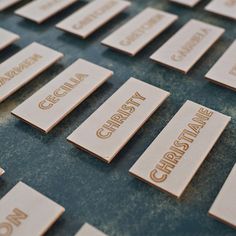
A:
[72,0,118,30]
[171,28,211,62]
[0,54,43,88]
[119,14,164,46]
[96,92,146,139]
[150,107,213,183]
[38,73,88,110]
[0,208,28,236]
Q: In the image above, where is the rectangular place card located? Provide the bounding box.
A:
[150,19,225,74]
[0,181,65,236]
[67,77,170,163]
[208,164,236,229]
[170,0,201,7]
[205,0,236,20]
[205,40,236,90]
[129,100,231,198]
[75,223,108,236]
[0,42,63,103]
[12,59,113,133]
[0,28,19,50]
[0,0,21,11]
[56,0,131,39]
[101,8,178,56]
[15,0,78,23]
[0,167,5,176]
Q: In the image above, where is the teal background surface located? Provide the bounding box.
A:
[0,0,235,235]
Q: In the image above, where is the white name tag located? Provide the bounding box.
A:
[209,164,236,229]
[0,0,21,11]
[12,59,113,133]
[170,0,201,7]
[0,28,19,50]
[150,19,225,74]
[75,223,108,236]
[0,42,63,103]
[101,8,178,56]
[0,182,65,236]
[67,77,170,163]
[56,0,131,38]
[0,167,4,176]
[206,40,236,90]
[15,0,78,23]
[129,100,230,198]
[205,0,236,20]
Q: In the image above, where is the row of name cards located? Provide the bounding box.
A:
[0,0,235,234]
[101,8,178,56]
[67,77,170,163]
[56,0,131,38]
[12,59,113,133]
[129,100,230,198]
[0,28,19,51]
[75,223,108,236]
[0,182,64,236]
[209,164,236,229]
[0,42,63,103]
[15,0,78,23]
[0,0,21,11]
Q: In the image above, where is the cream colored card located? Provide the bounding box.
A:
[75,223,108,236]
[150,19,225,74]
[209,164,236,229]
[206,40,236,90]
[0,28,19,50]
[129,100,231,198]
[170,0,201,7]
[0,181,65,236]
[0,167,4,176]
[67,77,170,163]
[0,0,21,11]
[12,59,113,133]
[56,0,131,38]
[205,0,236,20]
[15,0,78,23]
[101,8,178,56]
[0,42,63,103]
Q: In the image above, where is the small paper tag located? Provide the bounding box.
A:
[56,0,131,38]
[209,164,236,229]
[150,19,224,74]
[0,0,21,11]
[75,223,108,236]
[205,0,236,20]
[67,77,170,163]
[15,0,78,23]
[101,8,178,56]
[0,42,63,103]
[0,167,4,176]
[0,182,65,236]
[0,28,19,50]
[206,40,236,90]
[130,100,230,198]
[12,59,113,133]
[170,0,201,7]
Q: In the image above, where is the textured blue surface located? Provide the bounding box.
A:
[0,0,236,235]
